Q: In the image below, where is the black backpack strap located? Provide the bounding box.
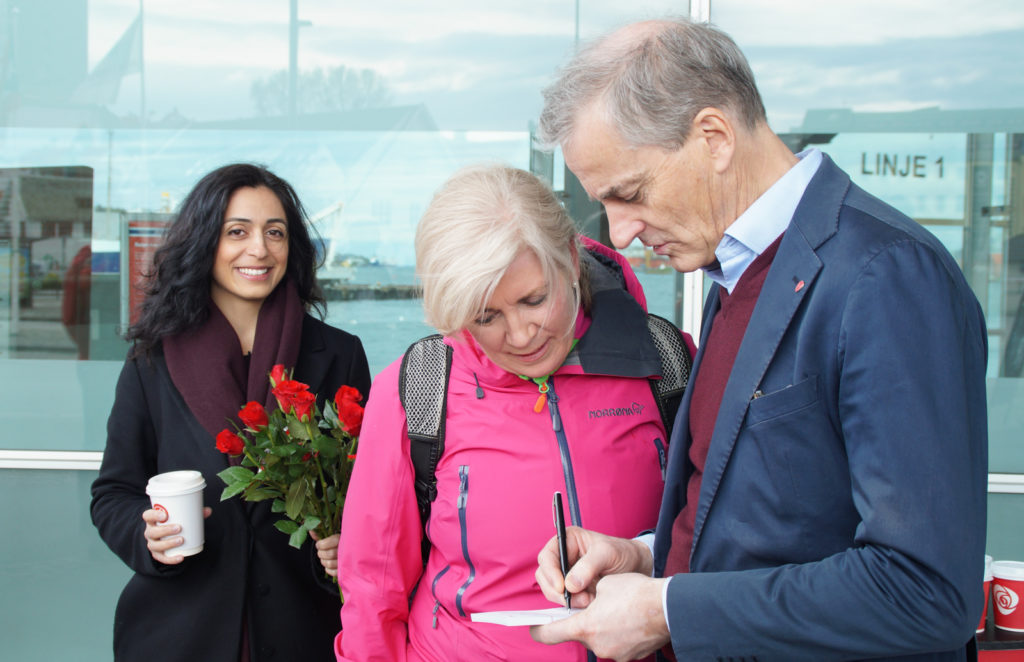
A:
[645,314,692,439]
[398,334,453,566]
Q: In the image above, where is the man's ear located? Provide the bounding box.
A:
[692,107,735,174]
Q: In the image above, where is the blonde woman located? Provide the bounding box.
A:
[335,164,692,662]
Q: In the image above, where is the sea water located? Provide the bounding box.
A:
[323,269,681,377]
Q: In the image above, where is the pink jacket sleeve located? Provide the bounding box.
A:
[335,359,425,662]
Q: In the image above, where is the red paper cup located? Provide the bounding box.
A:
[991,560,1024,632]
[978,555,993,633]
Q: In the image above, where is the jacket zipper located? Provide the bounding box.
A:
[455,464,475,617]
[429,565,450,629]
[653,437,667,481]
[546,381,583,526]
[427,465,477,625]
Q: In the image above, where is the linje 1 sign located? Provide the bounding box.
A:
[860,152,945,178]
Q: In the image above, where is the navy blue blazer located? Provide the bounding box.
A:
[652,155,988,662]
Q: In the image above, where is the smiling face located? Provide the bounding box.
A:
[562,106,728,274]
[210,186,289,315]
[467,248,577,379]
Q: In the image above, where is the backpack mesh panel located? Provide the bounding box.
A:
[646,315,691,399]
[400,336,449,441]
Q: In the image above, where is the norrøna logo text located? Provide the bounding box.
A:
[589,402,645,419]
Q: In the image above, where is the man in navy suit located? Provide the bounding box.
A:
[531,17,988,662]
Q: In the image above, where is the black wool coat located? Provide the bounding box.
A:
[91,315,371,662]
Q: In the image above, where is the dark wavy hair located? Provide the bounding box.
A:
[126,163,325,356]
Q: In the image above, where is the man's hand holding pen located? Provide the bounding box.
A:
[531,525,670,660]
[533,525,654,609]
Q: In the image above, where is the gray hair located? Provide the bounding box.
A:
[538,17,766,150]
[415,164,582,336]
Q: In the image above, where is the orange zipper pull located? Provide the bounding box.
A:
[533,382,549,413]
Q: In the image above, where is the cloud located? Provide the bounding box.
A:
[713,0,1024,46]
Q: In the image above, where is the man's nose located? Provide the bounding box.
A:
[605,205,643,250]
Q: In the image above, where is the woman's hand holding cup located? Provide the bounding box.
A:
[142,506,212,564]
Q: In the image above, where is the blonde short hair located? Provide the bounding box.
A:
[415,164,580,336]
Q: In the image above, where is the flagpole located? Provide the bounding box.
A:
[139,0,145,126]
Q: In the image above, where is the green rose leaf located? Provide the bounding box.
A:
[312,436,339,456]
[288,526,308,549]
[323,402,340,426]
[285,478,308,520]
[220,481,248,500]
[217,466,255,500]
[274,519,298,535]
[270,443,301,457]
[242,486,280,502]
[218,466,255,485]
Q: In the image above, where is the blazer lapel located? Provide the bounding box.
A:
[689,155,849,558]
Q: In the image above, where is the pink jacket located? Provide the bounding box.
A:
[337,241,678,661]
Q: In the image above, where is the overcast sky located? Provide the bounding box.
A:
[83,0,1024,132]
[7,0,1021,264]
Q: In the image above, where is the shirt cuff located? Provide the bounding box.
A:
[662,575,673,634]
[634,533,672,634]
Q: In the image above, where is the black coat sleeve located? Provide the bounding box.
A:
[90,355,184,578]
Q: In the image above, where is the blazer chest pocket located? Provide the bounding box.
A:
[738,374,852,558]
[745,375,819,428]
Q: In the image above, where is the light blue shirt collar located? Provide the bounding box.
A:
[704,148,823,293]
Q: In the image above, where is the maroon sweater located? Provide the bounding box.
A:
[662,235,782,577]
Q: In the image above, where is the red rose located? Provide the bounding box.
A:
[334,385,362,408]
[216,429,245,455]
[238,401,269,430]
[269,364,287,387]
[272,379,311,414]
[337,398,364,437]
[291,390,317,422]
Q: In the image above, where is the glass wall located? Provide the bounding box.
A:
[0,1,685,659]
[2,0,1022,658]
[712,0,1024,561]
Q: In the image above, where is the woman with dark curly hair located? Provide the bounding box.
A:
[91,163,371,662]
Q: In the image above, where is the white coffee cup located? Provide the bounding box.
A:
[146,470,206,557]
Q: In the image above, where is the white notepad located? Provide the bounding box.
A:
[470,607,581,626]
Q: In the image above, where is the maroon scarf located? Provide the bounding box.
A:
[163,279,304,438]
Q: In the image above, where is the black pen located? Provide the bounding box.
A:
[553,491,571,610]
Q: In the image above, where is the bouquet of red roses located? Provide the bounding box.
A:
[215,364,364,555]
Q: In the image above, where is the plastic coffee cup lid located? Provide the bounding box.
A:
[991,560,1024,582]
[146,470,206,496]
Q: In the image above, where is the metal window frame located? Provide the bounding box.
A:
[1,450,1020,494]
